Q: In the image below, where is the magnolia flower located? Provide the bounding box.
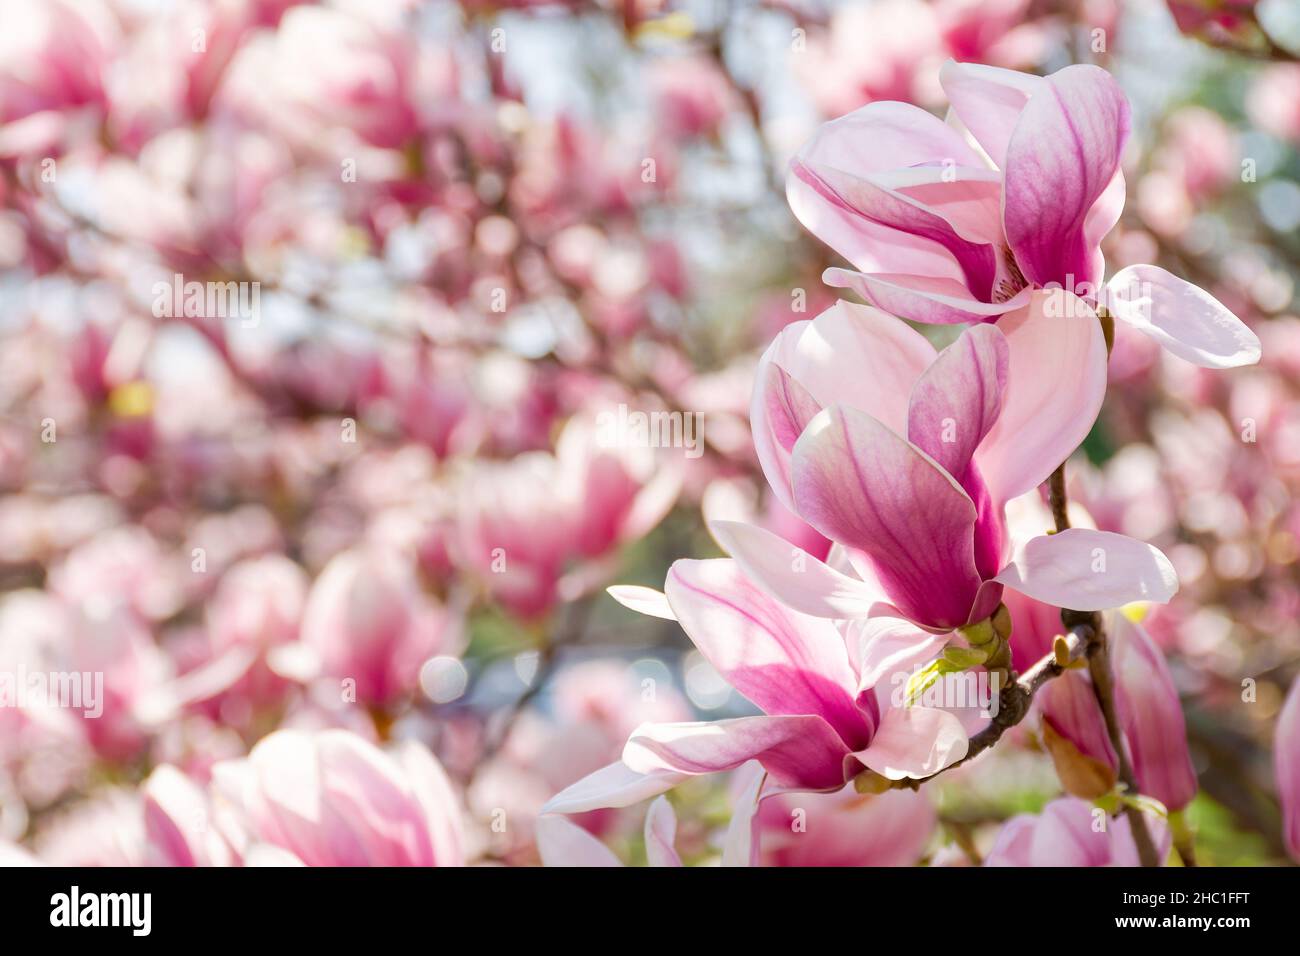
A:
[729,297,1176,635]
[985,796,1170,866]
[211,729,464,867]
[300,546,453,707]
[544,557,975,826]
[455,414,680,618]
[789,60,1260,369]
[1109,614,1198,812]
[1276,675,1300,862]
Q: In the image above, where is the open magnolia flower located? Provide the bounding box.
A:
[542,556,978,827]
[734,294,1177,636]
[789,59,1260,369]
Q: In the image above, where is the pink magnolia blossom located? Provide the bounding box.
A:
[168,555,308,714]
[0,0,113,126]
[729,297,1176,634]
[545,557,975,823]
[985,796,1170,866]
[1110,614,1198,812]
[1276,675,1300,862]
[455,414,680,618]
[788,60,1260,369]
[1247,64,1300,145]
[300,546,454,707]
[210,729,464,867]
[220,5,419,149]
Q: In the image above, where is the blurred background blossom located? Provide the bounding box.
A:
[0,0,1298,866]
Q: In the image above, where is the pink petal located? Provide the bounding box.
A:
[1102,264,1261,369]
[907,323,1009,482]
[787,101,989,276]
[852,704,969,780]
[1039,669,1118,768]
[643,796,684,868]
[939,59,1044,170]
[824,267,1032,325]
[536,815,623,867]
[791,404,983,630]
[721,765,765,867]
[1002,64,1130,291]
[709,519,887,620]
[540,761,688,815]
[394,739,465,867]
[846,616,950,694]
[1276,676,1300,862]
[752,303,936,510]
[1111,614,1198,813]
[606,585,676,621]
[623,716,851,791]
[763,363,823,453]
[665,558,871,747]
[791,160,998,297]
[974,290,1107,506]
[994,529,1178,611]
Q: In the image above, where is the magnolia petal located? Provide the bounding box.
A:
[536,815,623,868]
[792,161,997,295]
[824,267,1031,325]
[853,705,969,780]
[975,290,1107,506]
[607,585,676,621]
[1102,264,1261,369]
[791,404,982,630]
[907,323,1008,481]
[623,716,851,791]
[721,765,765,867]
[1110,613,1198,813]
[541,761,687,815]
[665,558,869,745]
[994,529,1178,611]
[1002,64,1130,290]
[752,303,936,510]
[846,616,951,694]
[643,796,683,868]
[709,519,887,620]
[763,363,823,454]
[939,59,1045,170]
[788,100,988,276]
